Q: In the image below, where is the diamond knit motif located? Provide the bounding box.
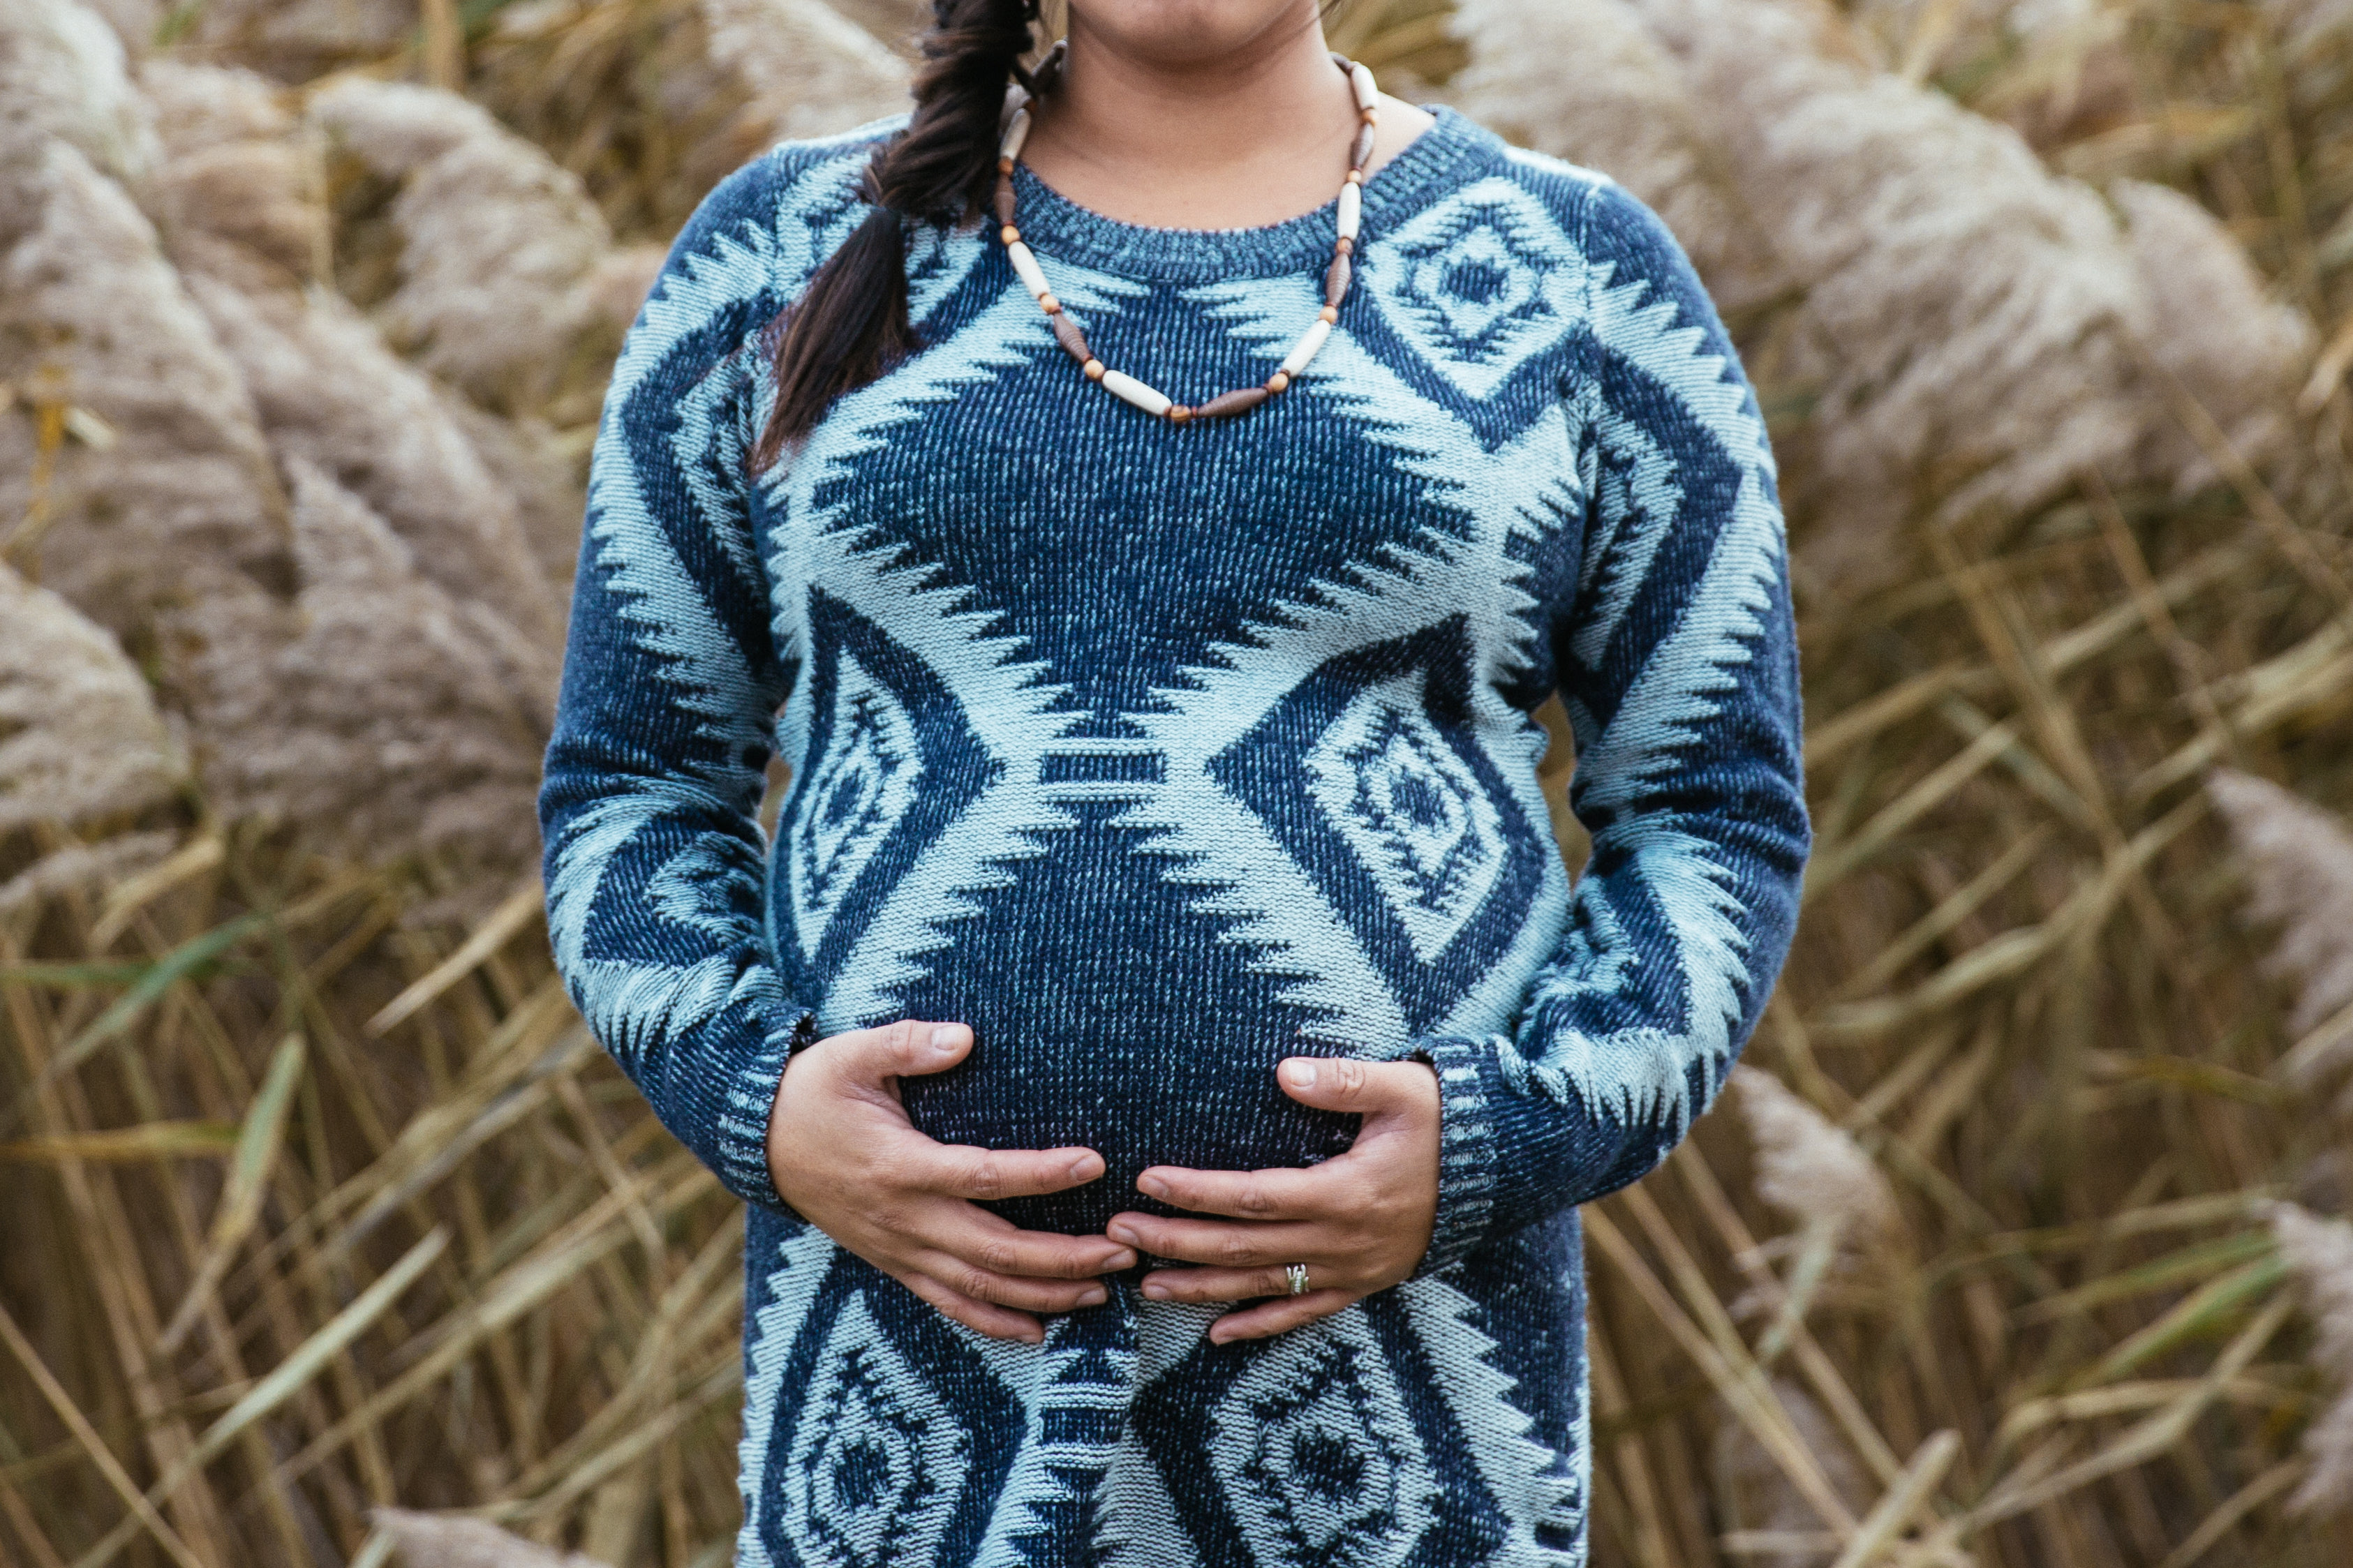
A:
[1210,1319,1439,1568]
[1363,177,1582,400]
[779,1297,967,1568]
[789,650,922,960]
[1307,670,1505,963]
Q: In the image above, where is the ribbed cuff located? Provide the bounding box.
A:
[1401,1033,1509,1276]
[710,1002,821,1214]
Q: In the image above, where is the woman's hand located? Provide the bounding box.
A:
[1105,1056,1441,1343]
[766,1020,1137,1343]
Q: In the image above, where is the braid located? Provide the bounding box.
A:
[751,0,1040,468]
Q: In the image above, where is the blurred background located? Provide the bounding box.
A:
[5,0,2353,1564]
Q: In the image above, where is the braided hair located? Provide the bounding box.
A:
[750,0,1044,468]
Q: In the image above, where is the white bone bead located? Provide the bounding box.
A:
[1280,318,1334,377]
[1351,62,1379,112]
[1000,107,1031,161]
[1005,239,1051,300]
[1336,182,1361,242]
[1099,369,1173,417]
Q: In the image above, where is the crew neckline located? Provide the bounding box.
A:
[1004,105,1494,283]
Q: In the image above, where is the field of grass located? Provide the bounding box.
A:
[7,1,2353,1565]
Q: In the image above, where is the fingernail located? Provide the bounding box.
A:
[1106,1249,1137,1271]
[1078,1285,1108,1306]
[1142,1280,1169,1300]
[1067,1153,1099,1182]
[1136,1173,1168,1200]
[929,1024,961,1052]
[1108,1223,1139,1246]
[1283,1059,1317,1090]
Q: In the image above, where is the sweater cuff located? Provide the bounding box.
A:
[1399,1033,1508,1276]
[709,1001,821,1214]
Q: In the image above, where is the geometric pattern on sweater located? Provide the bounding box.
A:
[540,104,1809,1568]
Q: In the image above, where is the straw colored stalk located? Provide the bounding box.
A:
[2267,1203,2353,1512]
[2209,769,2353,1082]
[304,76,664,417]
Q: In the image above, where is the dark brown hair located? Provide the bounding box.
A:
[748,0,1044,471]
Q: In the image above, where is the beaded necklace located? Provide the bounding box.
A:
[992,46,1379,424]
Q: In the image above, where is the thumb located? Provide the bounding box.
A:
[1277,1055,1430,1117]
[833,1019,972,1084]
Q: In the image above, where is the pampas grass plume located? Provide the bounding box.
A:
[305,77,623,414]
[2267,1202,2353,1511]
[698,0,910,149]
[2209,770,2353,1056]
[372,1508,610,1568]
[1732,1063,1901,1246]
[0,562,184,832]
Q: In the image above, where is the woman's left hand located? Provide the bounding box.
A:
[1105,1056,1441,1343]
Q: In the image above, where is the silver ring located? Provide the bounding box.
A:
[1285,1262,1311,1297]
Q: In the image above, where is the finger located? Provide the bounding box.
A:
[1105,1211,1323,1269]
[909,1250,1112,1315]
[895,1269,1044,1344]
[1134,1163,1328,1220]
[914,1209,1136,1279]
[1208,1290,1361,1344]
[1138,1263,1363,1304]
[1276,1056,1436,1117]
[829,1019,972,1084]
[918,1142,1110,1202]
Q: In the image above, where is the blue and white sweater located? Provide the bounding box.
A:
[540,104,1807,1568]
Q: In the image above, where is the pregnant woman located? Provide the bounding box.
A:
[538,0,1809,1562]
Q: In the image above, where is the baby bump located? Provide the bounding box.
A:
[875,830,1366,1237]
[895,1017,1360,1236]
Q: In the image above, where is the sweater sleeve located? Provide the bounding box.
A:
[538,159,816,1214]
[1409,177,1810,1273]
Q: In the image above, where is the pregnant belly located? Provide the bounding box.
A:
[871,827,1367,1237]
[896,1024,1360,1237]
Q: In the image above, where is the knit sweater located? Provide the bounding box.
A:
[540,103,1807,1568]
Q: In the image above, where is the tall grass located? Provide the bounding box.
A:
[6,1,2353,1564]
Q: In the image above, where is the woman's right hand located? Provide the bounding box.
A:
[765,1019,1134,1343]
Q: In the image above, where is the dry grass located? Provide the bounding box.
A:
[7,0,2353,1565]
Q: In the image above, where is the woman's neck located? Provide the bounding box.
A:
[1020,8,1435,232]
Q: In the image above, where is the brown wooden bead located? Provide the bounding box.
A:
[1168,405,1192,424]
[994,175,1016,226]
[1083,359,1106,380]
[1000,225,1020,246]
[1351,122,1377,172]
[1325,252,1351,307]
[1319,305,1339,325]
[1265,371,1291,394]
[1051,312,1092,365]
[1038,292,1060,315]
[998,156,1014,174]
[1345,169,1363,186]
[1336,236,1354,255]
[1194,386,1271,419]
